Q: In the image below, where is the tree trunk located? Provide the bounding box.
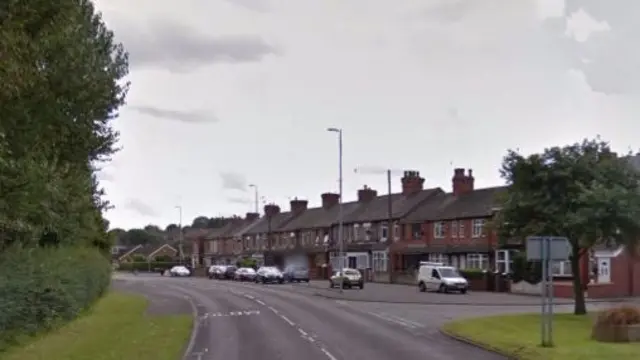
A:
[571,248,587,315]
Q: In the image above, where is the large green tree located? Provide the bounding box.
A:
[495,138,640,315]
[0,0,129,250]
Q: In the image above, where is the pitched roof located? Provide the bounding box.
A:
[231,217,262,238]
[244,211,301,235]
[278,201,363,231]
[343,187,443,223]
[204,221,245,240]
[404,186,507,222]
[130,243,177,257]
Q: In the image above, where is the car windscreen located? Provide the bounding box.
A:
[438,267,461,278]
[344,269,360,276]
[245,268,256,273]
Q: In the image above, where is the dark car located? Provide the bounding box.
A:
[255,266,284,284]
[222,265,237,280]
[283,265,310,283]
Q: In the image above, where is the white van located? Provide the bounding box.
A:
[417,261,468,294]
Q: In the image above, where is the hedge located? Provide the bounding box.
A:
[0,245,111,352]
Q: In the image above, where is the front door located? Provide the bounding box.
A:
[348,256,357,269]
[598,257,611,283]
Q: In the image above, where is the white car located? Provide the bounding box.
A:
[255,266,284,284]
[169,265,191,277]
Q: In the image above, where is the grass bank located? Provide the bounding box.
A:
[2,292,192,360]
[442,313,640,360]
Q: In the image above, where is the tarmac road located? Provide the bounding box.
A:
[114,274,505,360]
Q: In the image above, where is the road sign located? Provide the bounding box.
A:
[526,236,570,261]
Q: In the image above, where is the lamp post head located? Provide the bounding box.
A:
[327,127,341,133]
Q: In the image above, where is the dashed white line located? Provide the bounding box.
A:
[244,294,255,300]
[368,312,418,329]
[297,328,308,336]
[280,315,296,326]
[256,299,266,305]
[320,347,338,360]
[268,306,279,314]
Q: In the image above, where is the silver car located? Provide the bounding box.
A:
[283,265,309,282]
[255,266,284,284]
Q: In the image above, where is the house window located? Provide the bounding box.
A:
[411,224,422,240]
[433,222,445,238]
[495,249,513,273]
[393,223,400,241]
[380,223,389,242]
[459,221,465,238]
[363,223,371,241]
[472,219,485,238]
[552,260,572,276]
[451,221,458,238]
[466,253,489,270]
[372,251,389,272]
[428,253,447,264]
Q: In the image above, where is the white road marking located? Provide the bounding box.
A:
[386,314,423,328]
[255,299,266,305]
[298,328,308,336]
[368,312,418,329]
[320,348,338,360]
[268,306,279,314]
[280,315,295,326]
[244,294,255,300]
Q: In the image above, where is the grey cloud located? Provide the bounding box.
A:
[220,172,248,192]
[124,199,157,217]
[224,0,270,12]
[129,106,217,123]
[563,1,640,95]
[118,20,278,72]
[226,196,252,204]
[422,0,479,23]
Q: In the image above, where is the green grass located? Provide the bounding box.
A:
[2,292,192,360]
[442,313,640,360]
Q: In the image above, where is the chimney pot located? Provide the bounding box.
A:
[452,168,474,196]
[401,169,425,195]
[357,186,378,202]
[321,192,340,209]
[245,212,259,222]
[290,198,308,213]
[263,204,281,217]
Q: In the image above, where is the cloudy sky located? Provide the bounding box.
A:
[93,0,639,229]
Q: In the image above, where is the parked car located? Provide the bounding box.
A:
[169,265,191,277]
[255,266,284,284]
[222,265,237,280]
[417,261,468,293]
[234,267,257,282]
[329,268,364,289]
[283,265,310,283]
[208,265,226,279]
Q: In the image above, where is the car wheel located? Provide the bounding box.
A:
[329,281,334,288]
[460,289,467,294]
[305,279,310,283]
[438,284,447,293]
[359,283,364,289]
[418,282,426,292]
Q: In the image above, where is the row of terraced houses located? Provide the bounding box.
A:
[192,168,510,282]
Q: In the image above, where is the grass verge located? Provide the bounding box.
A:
[2,292,192,360]
[442,313,640,360]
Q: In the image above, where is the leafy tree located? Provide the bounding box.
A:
[165,223,179,232]
[494,138,640,315]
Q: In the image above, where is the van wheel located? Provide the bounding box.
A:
[438,284,447,293]
[419,282,426,292]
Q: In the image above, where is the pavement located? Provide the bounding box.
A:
[113,273,509,360]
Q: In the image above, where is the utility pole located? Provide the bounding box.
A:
[249,184,259,213]
[327,127,344,293]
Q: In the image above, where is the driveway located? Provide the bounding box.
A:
[114,274,506,360]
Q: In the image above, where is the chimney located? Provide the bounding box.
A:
[263,204,281,217]
[357,185,377,202]
[290,197,308,214]
[321,192,340,209]
[452,168,474,196]
[245,212,259,222]
[401,170,425,195]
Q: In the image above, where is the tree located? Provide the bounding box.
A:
[0,0,129,250]
[494,138,640,315]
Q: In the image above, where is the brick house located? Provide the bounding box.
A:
[275,193,362,279]
[394,168,507,283]
[242,204,302,267]
[332,171,444,282]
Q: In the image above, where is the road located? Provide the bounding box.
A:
[114,274,506,360]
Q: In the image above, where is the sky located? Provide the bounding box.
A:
[92,0,640,230]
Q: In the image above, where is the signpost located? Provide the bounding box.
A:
[526,236,571,347]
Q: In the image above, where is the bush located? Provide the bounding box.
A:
[460,269,485,280]
[592,306,640,342]
[0,245,111,352]
[510,252,542,284]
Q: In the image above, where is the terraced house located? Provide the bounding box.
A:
[393,168,507,283]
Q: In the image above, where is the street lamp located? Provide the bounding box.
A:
[248,184,259,213]
[175,205,184,265]
[327,127,344,292]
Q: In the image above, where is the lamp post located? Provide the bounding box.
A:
[248,184,259,213]
[175,205,184,265]
[327,127,344,293]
